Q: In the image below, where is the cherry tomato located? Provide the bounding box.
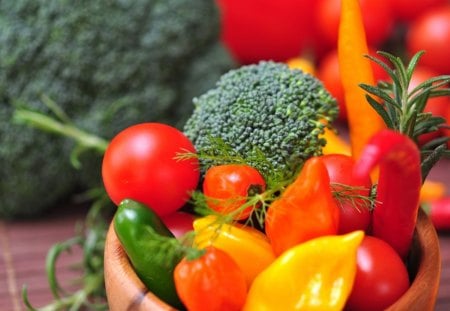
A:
[406,5,450,75]
[217,0,319,64]
[390,0,448,22]
[203,164,266,220]
[409,66,450,145]
[321,154,372,234]
[161,211,196,238]
[102,123,200,217]
[315,0,394,48]
[345,236,410,311]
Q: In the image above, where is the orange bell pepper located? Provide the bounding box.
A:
[264,157,340,256]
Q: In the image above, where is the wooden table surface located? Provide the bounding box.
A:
[1,159,449,311]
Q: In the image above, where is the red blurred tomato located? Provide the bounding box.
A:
[203,164,266,220]
[424,196,450,231]
[102,123,200,217]
[321,154,372,234]
[390,0,448,22]
[217,0,320,64]
[409,66,450,145]
[161,211,196,238]
[315,0,394,48]
[406,5,450,74]
[345,236,410,311]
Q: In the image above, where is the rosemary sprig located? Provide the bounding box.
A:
[360,50,450,180]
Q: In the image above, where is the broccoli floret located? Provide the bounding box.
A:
[183,61,338,180]
[0,0,235,219]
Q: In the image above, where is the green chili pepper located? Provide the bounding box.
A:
[113,199,184,309]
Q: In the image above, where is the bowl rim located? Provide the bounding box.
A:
[104,208,441,311]
[385,208,441,311]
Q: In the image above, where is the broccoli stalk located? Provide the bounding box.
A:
[183,61,338,181]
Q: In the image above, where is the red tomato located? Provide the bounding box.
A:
[102,123,200,217]
[345,236,410,311]
[203,164,266,220]
[161,211,196,238]
[315,0,394,48]
[321,154,372,234]
[217,0,319,64]
[409,66,450,145]
[406,5,450,74]
[425,196,450,231]
[390,0,448,22]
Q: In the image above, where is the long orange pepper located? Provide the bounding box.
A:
[338,0,385,159]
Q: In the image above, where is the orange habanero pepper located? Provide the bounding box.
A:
[174,246,247,311]
[265,157,340,256]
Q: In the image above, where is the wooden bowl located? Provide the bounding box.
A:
[104,208,441,311]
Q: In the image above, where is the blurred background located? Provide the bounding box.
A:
[1,0,449,310]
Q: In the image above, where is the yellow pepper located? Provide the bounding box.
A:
[286,57,316,76]
[321,127,351,156]
[193,216,275,286]
[420,180,446,203]
[243,231,364,311]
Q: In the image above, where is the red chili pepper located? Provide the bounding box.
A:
[353,129,422,259]
[173,246,247,311]
[265,157,340,256]
[423,196,450,231]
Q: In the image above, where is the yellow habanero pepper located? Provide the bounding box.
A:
[193,216,275,286]
[243,231,365,311]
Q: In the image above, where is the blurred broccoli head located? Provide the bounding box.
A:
[0,0,234,218]
[183,61,338,179]
[0,0,228,126]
